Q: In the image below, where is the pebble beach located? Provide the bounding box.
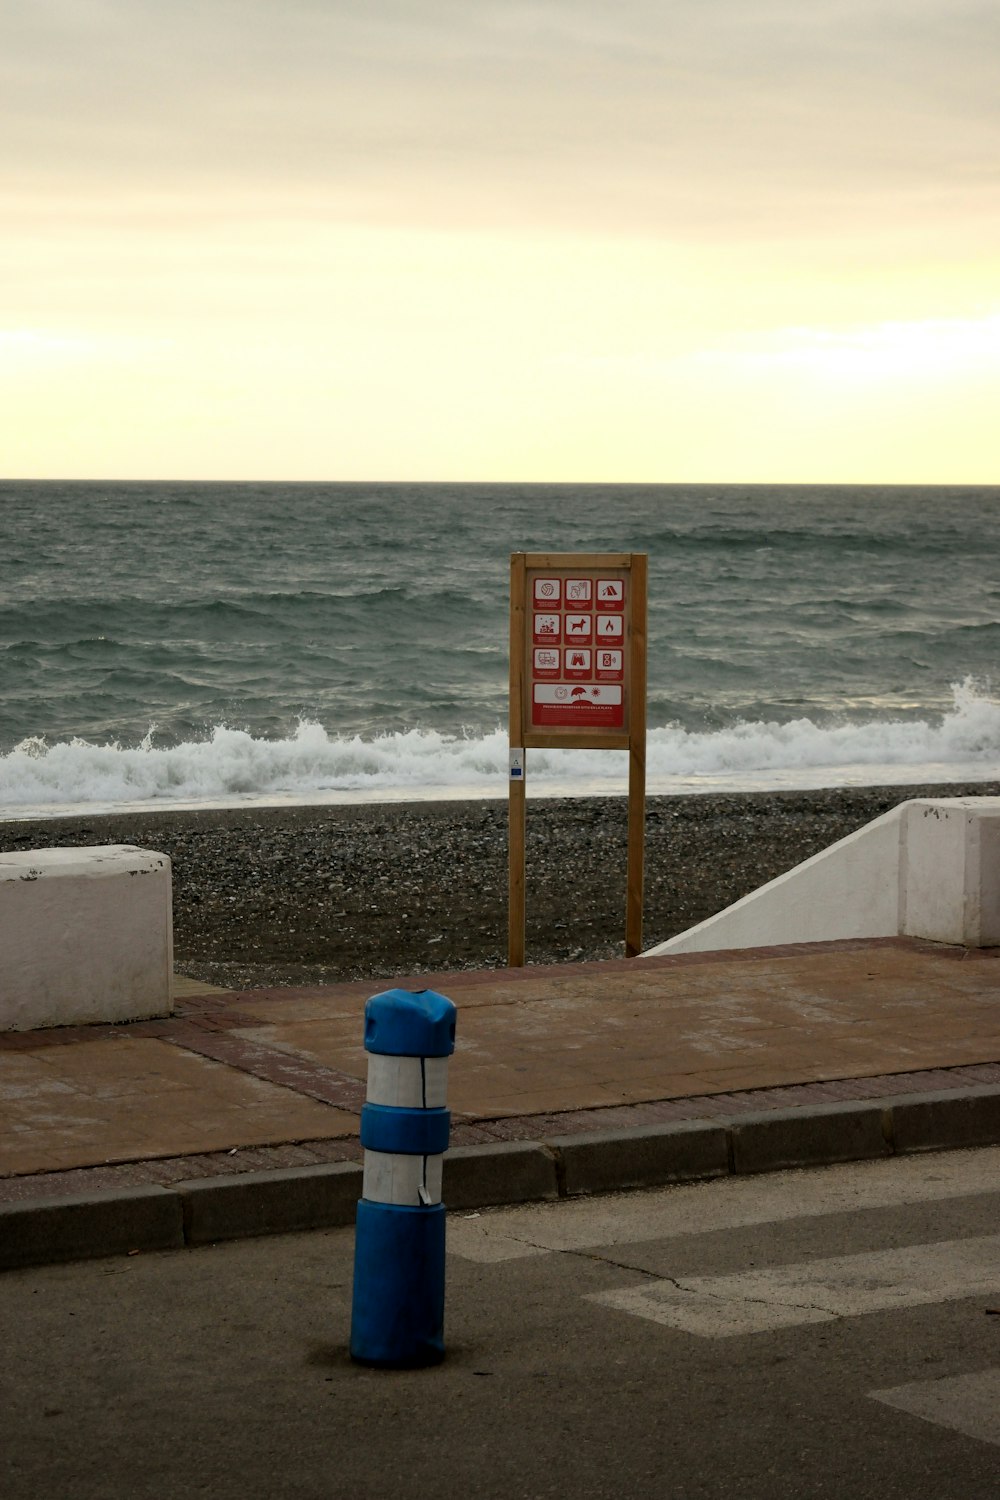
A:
[3,780,997,990]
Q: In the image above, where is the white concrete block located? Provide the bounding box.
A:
[0,846,173,1031]
[903,798,1000,947]
[980,813,1000,947]
[902,801,970,945]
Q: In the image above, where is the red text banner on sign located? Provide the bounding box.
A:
[532,683,624,728]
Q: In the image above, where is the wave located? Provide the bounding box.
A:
[1,679,997,817]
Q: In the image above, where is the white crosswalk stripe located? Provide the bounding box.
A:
[447,1146,1000,1264]
[870,1369,1000,1449]
[585,1232,1000,1338]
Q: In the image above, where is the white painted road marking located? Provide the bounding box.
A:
[586,1233,1000,1338]
[871,1368,1000,1449]
[447,1146,1000,1263]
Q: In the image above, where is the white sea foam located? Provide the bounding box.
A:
[1,679,997,819]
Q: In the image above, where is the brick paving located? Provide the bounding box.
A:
[1,937,998,1205]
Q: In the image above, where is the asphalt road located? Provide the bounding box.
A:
[4,1149,1000,1499]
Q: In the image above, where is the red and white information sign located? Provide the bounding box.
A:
[533,577,562,606]
[519,561,634,734]
[595,648,623,681]
[533,646,561,679]
[563,613,593,645]
[509,551,647,967]
[564,647,591,680]
[565,578,593,606]
[595,579,625,610]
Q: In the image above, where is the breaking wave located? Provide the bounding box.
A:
[1,679,997,818]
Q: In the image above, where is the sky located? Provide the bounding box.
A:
[2,0,999,482]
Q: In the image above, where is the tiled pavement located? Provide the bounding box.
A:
[2,936,999,1207]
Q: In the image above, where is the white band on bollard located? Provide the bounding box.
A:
[363,1151,444,1207]
[366,1054,449,1110]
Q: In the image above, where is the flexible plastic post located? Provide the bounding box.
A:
[350,987,457,1367]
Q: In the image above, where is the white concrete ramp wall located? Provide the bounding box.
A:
[0,846,173,1031]
[644,798,1000,958]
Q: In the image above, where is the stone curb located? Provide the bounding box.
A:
[549,1121,730,1196]
[4,1086,1000,1271]
[0,1186,184,1271]
[887,1083,1000,1154]
[177,1162,363,1246]
[727,1101,891,1175]
[444,1142,560,1210]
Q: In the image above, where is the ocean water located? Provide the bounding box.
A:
[1,481,998,816]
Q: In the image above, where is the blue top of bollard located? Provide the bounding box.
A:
[363,988,457,1058]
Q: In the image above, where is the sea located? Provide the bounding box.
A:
[1,481,998,819]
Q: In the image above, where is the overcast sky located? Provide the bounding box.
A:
[3,0,999,480]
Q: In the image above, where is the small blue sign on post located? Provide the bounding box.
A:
[350,987,457,1368]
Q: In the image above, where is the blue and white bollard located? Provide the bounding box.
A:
[350,986,457,1368]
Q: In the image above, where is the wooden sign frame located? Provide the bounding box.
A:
[508,551,648,966]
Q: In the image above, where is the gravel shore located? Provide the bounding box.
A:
[3,781,997,989]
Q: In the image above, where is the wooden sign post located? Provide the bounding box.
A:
[508,552,648,966]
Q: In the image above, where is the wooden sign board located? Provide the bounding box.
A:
[508,552,648,965]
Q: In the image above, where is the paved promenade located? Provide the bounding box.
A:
[2,936,1000,1267]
